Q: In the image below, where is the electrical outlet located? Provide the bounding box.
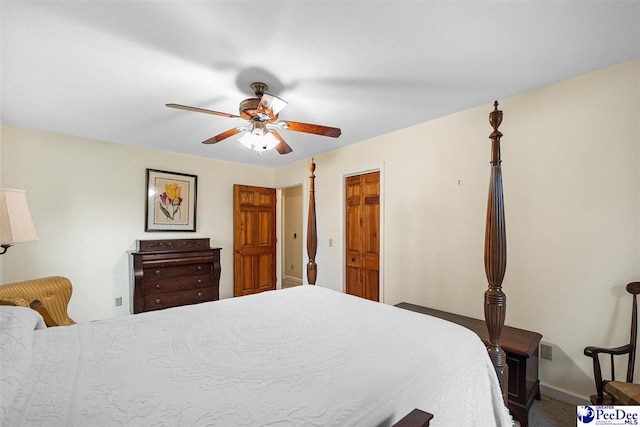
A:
[115,297,122,307]
[540,343,552,361]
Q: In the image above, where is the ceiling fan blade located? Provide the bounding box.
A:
[257,94,288,120]
[202,127,244,144]
[272,131,293,155]
[166,103,241,119]
[280,121,341,138]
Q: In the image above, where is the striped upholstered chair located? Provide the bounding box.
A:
[0,276,76,326]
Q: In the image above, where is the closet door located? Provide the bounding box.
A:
[345,171,380,301]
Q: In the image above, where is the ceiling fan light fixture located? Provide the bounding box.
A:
[238,127,280,153]
[261,131,280,151]
[238,132,258,150]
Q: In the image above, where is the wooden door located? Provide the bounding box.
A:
[345,171,380,301]
[233,185,277,297]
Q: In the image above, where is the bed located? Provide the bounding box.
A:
[0,102,512,426]
[1,284,510,426]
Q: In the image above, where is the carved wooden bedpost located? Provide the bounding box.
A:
[307,158,318,285]
[484,101,508,403]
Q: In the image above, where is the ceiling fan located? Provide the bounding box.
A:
[166,82,341,154]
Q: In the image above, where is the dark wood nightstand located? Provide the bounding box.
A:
[396,302,542,427]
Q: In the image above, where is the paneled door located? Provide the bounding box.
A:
[345,171,380,301]
[233,185,277,297]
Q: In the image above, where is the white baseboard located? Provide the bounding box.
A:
[539,383,590,406]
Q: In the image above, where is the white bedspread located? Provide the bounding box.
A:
[2,286,511,426]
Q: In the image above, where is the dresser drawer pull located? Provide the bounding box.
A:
[155,269,161,275]
[155,284,161,290]
[197,265,203,271]
[197,278,203,284]
[155,298,161,304]
[197,291,203,297]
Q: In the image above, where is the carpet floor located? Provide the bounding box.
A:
[526,394,577,426]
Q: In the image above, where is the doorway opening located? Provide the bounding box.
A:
[281,185,303,289]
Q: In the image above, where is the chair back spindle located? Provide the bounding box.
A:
[626,282,640,383]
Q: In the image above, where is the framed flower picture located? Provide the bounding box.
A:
[145,169,197,232]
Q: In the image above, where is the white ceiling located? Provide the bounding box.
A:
[1,1,639,168]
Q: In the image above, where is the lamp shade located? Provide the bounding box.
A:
[0,189,38,245]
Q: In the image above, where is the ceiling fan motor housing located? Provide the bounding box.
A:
[239,98,260,120]
[239,98,278,122]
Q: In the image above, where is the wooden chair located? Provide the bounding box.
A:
[0,276,76,326]
[584,282,640,404]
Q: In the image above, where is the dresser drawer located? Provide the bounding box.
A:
[143,287,214,311]
[137,238,210,253]
[143,263,212,280]
[143,274,211,294]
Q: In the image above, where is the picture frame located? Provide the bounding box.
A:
[145,168,197,232]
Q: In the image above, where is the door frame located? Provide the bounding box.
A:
[275,180,306,290]
[341,162,385,302]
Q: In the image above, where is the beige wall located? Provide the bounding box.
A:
[275,58,640,401]
[2,126,273,321]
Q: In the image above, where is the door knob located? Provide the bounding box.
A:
[235,249,242,254]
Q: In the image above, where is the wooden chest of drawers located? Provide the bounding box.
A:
[130,238,221,314]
